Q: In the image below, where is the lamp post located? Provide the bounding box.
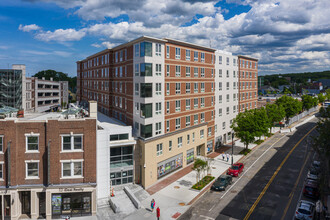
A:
[231,131,235,165]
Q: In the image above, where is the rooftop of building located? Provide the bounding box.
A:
[237,55,259,61]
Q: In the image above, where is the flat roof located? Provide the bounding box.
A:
[238,55,258,61]
[164,38,216,52]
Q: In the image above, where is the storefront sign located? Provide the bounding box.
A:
[59,187,84,192]
[52,195,62,214]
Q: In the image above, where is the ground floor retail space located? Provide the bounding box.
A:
[0,186,96,220]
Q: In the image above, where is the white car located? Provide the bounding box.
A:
[295,200,315,220]
[307,169,319,181]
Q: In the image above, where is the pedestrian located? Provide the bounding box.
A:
[226,153,230,162]
[316,200,322,220]
[222,152,225,160]
[151,199,155,212]
[156,207,160,220]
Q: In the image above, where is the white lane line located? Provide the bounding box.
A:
[220,134,288,200]
[200,214,215,220]
[209,203,217,211]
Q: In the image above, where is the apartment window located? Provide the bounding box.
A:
[175,118,181,130]
[62,135,83,151]
[215,125,217,133]
[211,82,214,92]
[140,83,152,98]
[0,163,3,179]
[156,64,162,76]
[201,68,205,77]
[194,98,198,108]
[201,98,205,107]
[166,83,170,95]
[140,42,152,57]
[26,161,39,179]
[156,102,162,115]
[166,102,170,113]
[219,56,222,64]
[157,143,163,156]
[156,43,161,56]
[140,103,152,118]
[140,63,152,76]
[233,82,236,90]
[192,132,195,142]
[200,130,204,139]
[166,65,170,76]
[233,71,236,78]
[233,58,236,66]
[0,136,3,152]
[186,99,191,110]
[140,124,152,138]
[175,66,181,77]
[208,127,212,137]
[178,137,183,148]
[194,83,198,93]
[233,105,236,113]
[194,51,198,61]
[186,83,191,93]
[186,49,190,60]
[201,113,205,122]
[223,122,226,130]
[227,107,230,115]
[120,50,123,62]
[187,134,190,144]
[226,82,230,90]
[135,83,139,95]
[201,53,205,62]
[219,108,222,117]
[211,96,214,106]
[201,83,205,92]
[26,135,39,152]
[175,100,181,112]
[233,93,236,101]
[156,122,162,135]
[219,69,222,77]
[226,70,229,77]
[194,114,198,124]
[156,83,161,95]
[227,94,230,102]
[226,57,229,65]
[61,160,83,178]
[194,67,198,77]
[186,67,191,77]
[219,82,222,91]
[175,48,181,59]
[219,95,222,104]
[175,83,181,94]
[186,116,191,126]
[169,140,172,151]
[166,45,170,58]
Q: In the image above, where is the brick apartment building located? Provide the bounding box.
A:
[0,105,97,219]
[237,56,259,112]
[76,36,254,188]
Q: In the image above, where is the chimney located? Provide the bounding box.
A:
[89,101,97,119]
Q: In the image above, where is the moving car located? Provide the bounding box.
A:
[303,179,319,199]
[227,163,244,177]
[211,175,232,191]
[295,200,315,220]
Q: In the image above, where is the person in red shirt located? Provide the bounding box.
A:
[156,207,160,220]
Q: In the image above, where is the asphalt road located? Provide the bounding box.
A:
[179,118,318,220]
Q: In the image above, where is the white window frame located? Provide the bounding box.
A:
[201,98,205,107]
[135,83,139,95]
[169,140,172,151]
[201,113,205,122]
[25,133,40,153]
[201,53,205,62]
[156,102,162,115]
[194,67,198,77]
[186,83,190,93]
[208,127,211,137]
[194,51,198,61]
[156,83,162,95]
[166,83,170,95]
[166,45,170,58]
[175,66,181,77]
[186,67,191,77]
[194,83,198,93]
[200,130,204,139]
[157,143,163,156]
[186,116,191,127]
[194,114,198,124]
[201,83,205,93]
[156,122,162,135]
[178,137,183,148]
[166,121,170,132]
[25,160,39,179]
[175,47,181,59]
[166,102,170,114]
[156,43,161,56]
[194,98,198,108]
[61,134,84,152]
[227,107,230,115]
[175,118,181,130]
[175,83,181,94]
[166,65,170,76]
[186,50,190,60]
[223,122,226,130]
[186,99,190,110]
[61,159,84,179]
[219,69,222,77]
[219,108,222,117]
[156,64,162,76]
[175,100,181,112]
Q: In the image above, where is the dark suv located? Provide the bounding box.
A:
[211,175,232,191]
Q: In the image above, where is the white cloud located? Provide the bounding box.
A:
[35,28,86,42]
[18,24,41,32]
[21,50,72,57]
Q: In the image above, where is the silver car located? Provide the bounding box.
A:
[295,200,315,220]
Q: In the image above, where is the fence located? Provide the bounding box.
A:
[287,106,318,126]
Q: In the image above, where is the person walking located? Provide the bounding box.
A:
[222,152,225,160]
[226,153,230,162]
[151,199,155,212]
[156,207,160,220]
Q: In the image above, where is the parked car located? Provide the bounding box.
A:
[307,168,319,181]
[211,175,232,191]
[295,200,315,220]
[311,160,321,171]
[303,179,319,199]
[227,163,244,177]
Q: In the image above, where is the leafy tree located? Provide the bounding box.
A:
[275,95,302,121]
[283,88,291,94]
[192,158,207,185]
[232,111,256,150]
[33,70,76,91]
[326,89,330,101]
[266,103,286,133]
[301,95,317,110]
[253,108,270,139]
[318,93,326,104]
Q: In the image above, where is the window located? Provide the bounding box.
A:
[186,67,191,77]
[201,68,205,77]
[175,66,181,77]
[194,67,198,77]
[140,83,152,98]
[166,46,170,58]
[166,65,170,76]
[219,82,222,91]
[140,124,153,138]
[166,83,170,95]
[156,102,162,115]
[194,51,198,61]
[156,64,161,76]
[226,82,230,90]
[156,83,161,95]
[166,120,170,132]
[135,102,139,114]
[62,135,83,151]
[233,105,236,113]
[201,53,205,62]
[157,143,163,156]
[233,71,236,78]
[227,94,230,102]
[110,134,129,141]
[175,100,181,112]
[200,130,204,139]
[219,108,222,117]
[186,49,190,60]
[135,83,139,95]
[0,163,3,179]
[186,99,191,110]
[226,57,229,65]
[219,95,222,104]
[233,58,236,66]
[226,70,229,77]
[156,122,162,135]
[26,161,39,179]
[26,135,39,152]
[194,98,198,108]
[186,83,191,93]
[211,82,214,92]
[135,64,139,76]
[169,140,172,151]
[201,113,205,122]
[175,83,181,94]
[0,136,2,152]
[194,83,198,93]
[156,43,161,56]
[233,93,236,101]
[194,114,198,124]
[219,69,222,77]
[227,107,230,115]
[61,160,83,178]
[201,83,205,92]
[186,116,191,126]
[175,47,181,59]
[175,118,181,130]
[219,55,222,64]
[178,137,183,148]
[140,103,153,118]
[166,102,170,113]
[192,132,195,142]
[201,98,205,107]
[140,63,152,76]
[187,134,190,144]
[222,122,226,130]
[208,127,212,137]
[140,42,152,57]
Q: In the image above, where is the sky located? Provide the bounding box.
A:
[0,0,329,77]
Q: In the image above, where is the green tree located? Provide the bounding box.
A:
[326,89,330,100]
[253,108,270,139]
[318,93,326,104]
[266,103,286,133]
[33,70,76,91]
[275,95,302,120]
[232,111,256,150]
[192,158,207,185]
[301,95,316,110]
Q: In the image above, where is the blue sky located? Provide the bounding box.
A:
[0,0,330,77]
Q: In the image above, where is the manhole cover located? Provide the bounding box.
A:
[212,167,217,169]
[179,203,185,206]
[174,186,180,189]
[231,190,237,193]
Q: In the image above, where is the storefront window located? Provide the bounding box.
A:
[51,193,91,218]
[110,146,134,186]
[187,149,194,164]
[157,154,183,178]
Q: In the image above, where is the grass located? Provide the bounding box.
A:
[191,175,215,190]
[239,148,252,155]
[254,139,264,145]
[266,133,274,138]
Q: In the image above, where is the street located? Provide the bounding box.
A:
[179,118,318,220]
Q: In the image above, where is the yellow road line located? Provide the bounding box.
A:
[243,126,316,220]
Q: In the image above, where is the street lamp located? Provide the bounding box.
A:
[231,131,235,165]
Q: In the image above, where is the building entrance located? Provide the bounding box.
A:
[21,191,31,216]
[38,192,46,218]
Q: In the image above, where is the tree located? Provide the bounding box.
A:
[232,110,256,150]
[318,93,326,104]
[266,103,286,133]
[33,70,76,91]
[253,108,270,139]
[326,89,330,101]
[192,158,207,185]
[275,95,302,121]
[301,95,317,110]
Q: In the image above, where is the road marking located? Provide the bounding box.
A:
[199,215,215,220]
[220,134,288,200]
[280,150,312,220]
[243,126,317,220]
[209,203,217,211]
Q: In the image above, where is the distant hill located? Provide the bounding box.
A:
[33,70,76,91]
